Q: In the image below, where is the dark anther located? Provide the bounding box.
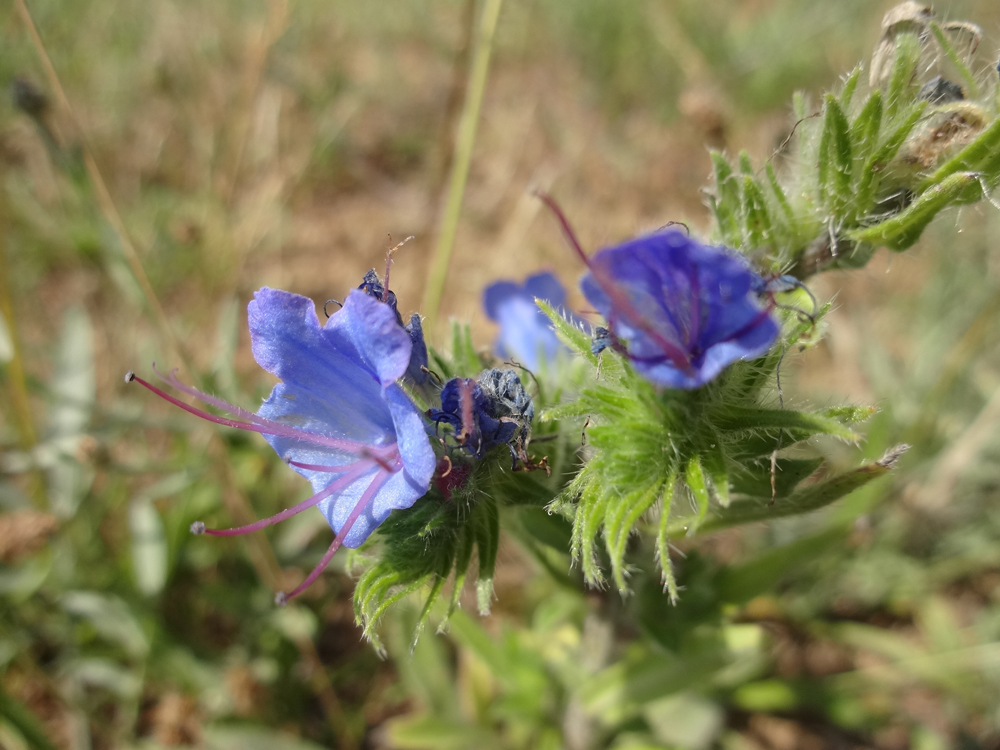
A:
[918,76,964,105]
[420,365,443,384]
[323,299,342,318]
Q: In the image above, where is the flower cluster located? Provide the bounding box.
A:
[131,207,788,603]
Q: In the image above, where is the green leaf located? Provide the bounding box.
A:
[851,171,981,251]
[848,90,883,164]
[710,405,862,442]
[474,495,499,615]
[716,525,848,604]
[729,457,823,499]
[656,474,679,603]
[839,65,862,109]
[884,32,921,119]
[856,102,926,209]
[710,151,741,246]
[204,726,328,750]
[764,162,796,229]
[537,299,596,363]
[606,483,662,593]
[741,174,772,249]
[819,94,853,215]
[129,497,168,596]
[928,21,978,98]
[698,445,908,532]
[0,686,60,750]
[580,651,729,725]
[383,716,500,750]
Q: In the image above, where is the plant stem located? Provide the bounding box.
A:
[421,0,505,330]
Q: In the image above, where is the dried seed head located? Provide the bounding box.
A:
[870,2,935,89]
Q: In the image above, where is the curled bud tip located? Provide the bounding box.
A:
[274,592,288,607]
[189,521,206,535]
[124,370,135,383]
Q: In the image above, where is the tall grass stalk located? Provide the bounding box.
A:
[421,0,505,330]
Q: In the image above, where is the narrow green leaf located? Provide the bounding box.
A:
[730,457,823,499]
[412,575,447,649]
[848,90,883,164]
[928,21,978,98]
[820,94,853,215]
[884,32,922,118]
[764,162,796,228]
[474,495,499,615]
[839,65,862,109]
[443,525,475,625]
[656,474,678,603]
[384,716,500,750]
[717,525,849,604]
[710,405,862,442]
[710,151,741,246]
[851,171,981,251]
[741,174,772,248]
[857,102,926,209]
[699,445,908,532]
[0,685,60,750]
[537,299,596,362]
[738,150,755,176]
[607,483,662,593]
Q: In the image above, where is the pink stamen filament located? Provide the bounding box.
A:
[277,469,391,604]
[129,370,395,461]
[535,192,695,372]
[203,459,376,537]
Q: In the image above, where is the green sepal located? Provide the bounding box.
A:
[819,94,853,215]
[764,162,796,229]
[857,102,926,209]
[839,65,862,109]
[606,482,663,594]
[698,445,908,532]
[474,494,499,615]
[884,32,921,119]
[537,298,597,363]
[708,405,863,443]
[710,151,742,246]
[741,174,772,249]
[656,473,679,603]
[851,171,981,251]
[702,437,731,508]
[848,90,883,164]
[684,455,711,530]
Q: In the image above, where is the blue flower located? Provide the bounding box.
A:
[580,230,779,389]
[127,288,435,603]
[427,368,534,464]
[483,272,574,371]
[358,269,429,385]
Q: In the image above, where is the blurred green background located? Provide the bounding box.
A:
[3,0,1000,748]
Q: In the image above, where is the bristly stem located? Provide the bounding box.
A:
[421,0,505,330]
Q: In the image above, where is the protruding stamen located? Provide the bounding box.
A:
[190,521,206,535]
[279,469,390,603]
[382,235,415,303]
[535,192,694,372]
[133,369,394,459]
[125,370,135,383]
[203,460,375,537]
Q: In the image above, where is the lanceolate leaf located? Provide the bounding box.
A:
[709,405,863,442]
[698,445,908,532]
